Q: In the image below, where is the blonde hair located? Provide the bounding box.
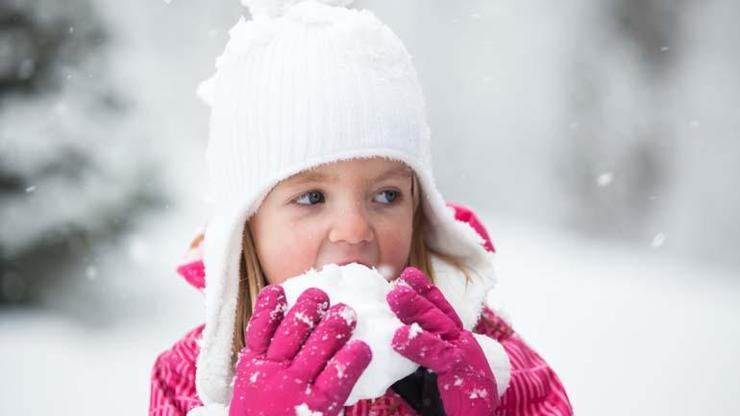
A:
[231,174,470,361]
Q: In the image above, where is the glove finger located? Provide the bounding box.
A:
[311,340,372,410]
[399,267,464,330]
[387,284,460,340]
[290,303,357,383]
[245,284,287,355]
[266,287,329,362]
[392,324,460,373]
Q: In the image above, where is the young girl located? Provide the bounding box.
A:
[150,1,572,415]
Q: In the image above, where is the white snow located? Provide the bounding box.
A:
[293,311,316,328]
[596,172,614,187]
[651,233,666,249]
[337,306,357,326]
[486,217,740,416]
[334,361,346,379]
[408,322,422,339]
[294,403,324,416]
[376,264,395,281]
[468,388,488,399]
[280,263,418,405]
[85,265,98,280]
[249,371,260,383]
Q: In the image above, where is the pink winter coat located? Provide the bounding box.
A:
[149,204,573,415]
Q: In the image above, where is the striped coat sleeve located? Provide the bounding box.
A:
[475,307,573,416]
[149,325,205,416]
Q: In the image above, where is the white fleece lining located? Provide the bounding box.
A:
[196,209,247,405]
[430,254,496,332]
[473,333,512,398]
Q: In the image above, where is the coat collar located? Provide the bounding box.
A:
[430,253,497,331]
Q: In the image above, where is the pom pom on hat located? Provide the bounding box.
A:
[241,0,354,19]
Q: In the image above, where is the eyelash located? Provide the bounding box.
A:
[293,190,402,206]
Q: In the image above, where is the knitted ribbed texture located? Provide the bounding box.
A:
[201,1,431,216]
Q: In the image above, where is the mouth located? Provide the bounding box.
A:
[335,259,373,268]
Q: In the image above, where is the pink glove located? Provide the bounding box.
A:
[229,285,372,416]
[387,267,498,416]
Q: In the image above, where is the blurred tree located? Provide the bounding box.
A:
[560,0,680,240]
[0,0,165,306]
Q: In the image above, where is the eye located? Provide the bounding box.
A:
[373,190,400,204]
[295,190,325,205]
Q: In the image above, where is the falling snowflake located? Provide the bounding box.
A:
[596,172,614,187]
[86,265,98,280]
[651,233,666,249]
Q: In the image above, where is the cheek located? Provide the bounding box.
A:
[375,217,413,279]
[258,220,323,284]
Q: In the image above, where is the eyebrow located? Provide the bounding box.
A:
[283,165,412,186]
[370,165,413,183]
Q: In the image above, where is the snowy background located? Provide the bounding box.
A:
[1,0,739,414]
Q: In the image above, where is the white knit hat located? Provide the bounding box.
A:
[193,0,497,410]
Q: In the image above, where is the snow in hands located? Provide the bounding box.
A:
[387,267,499,415]
[280,263,419,405]
[228,284,371,416]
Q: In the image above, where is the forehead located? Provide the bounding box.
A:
[283,158,413,185]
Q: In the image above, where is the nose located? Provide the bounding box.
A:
[328,203,374,245]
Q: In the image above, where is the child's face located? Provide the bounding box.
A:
[249,158,415,284]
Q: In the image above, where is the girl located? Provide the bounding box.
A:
[150,1,572,415]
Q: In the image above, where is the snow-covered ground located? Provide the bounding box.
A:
[2,210,738,415]
[0,204,205,415]
[487,216,740,415]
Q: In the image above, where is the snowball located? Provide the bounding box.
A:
[281,263,418,405]
[376,264,395,281]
